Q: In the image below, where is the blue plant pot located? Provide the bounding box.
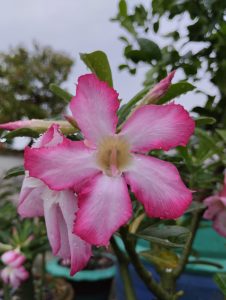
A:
[115,221,226,300]
[46,253,116,300]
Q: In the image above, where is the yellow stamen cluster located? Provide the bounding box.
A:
[96,136,132,176]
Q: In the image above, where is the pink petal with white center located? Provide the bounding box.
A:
[70,74,120,145]
[73,174,132,246]
[33,124,63,148]
[213,209,226,238]
[25,139,100,191]
[124,154,192,219]
[58,190,92,275]
[43,198,61,255]
[18,176,45,218]
[120,103,195,152]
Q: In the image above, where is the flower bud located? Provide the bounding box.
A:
[142,70,176,105]
[0,119,77,134]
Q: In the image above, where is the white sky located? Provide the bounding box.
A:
[0,0,216,112]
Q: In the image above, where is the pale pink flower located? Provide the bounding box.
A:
[1,250,29,288]
[24,74,195,246]
[18,125,92,275]
[143,71,176,104]
[203,175,226,237]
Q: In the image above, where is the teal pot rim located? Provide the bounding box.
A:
[46,253,116,282]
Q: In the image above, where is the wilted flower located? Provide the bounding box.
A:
[24,74,194,246]
[203,175,226,237]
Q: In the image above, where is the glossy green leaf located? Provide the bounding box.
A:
[4,166,25,179]
[158,81,195,104]
[214,273,226,296]
[49,84,73,103]
[80,51,113,87]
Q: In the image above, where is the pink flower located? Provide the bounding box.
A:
[143,71,176,104]
[24,74,195,246]
[18,125,92,275]
[1,250,29,288]
[203,175,226,237]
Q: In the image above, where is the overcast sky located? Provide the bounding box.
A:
[0,0,216,112]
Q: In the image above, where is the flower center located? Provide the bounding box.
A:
[96,135,132,176]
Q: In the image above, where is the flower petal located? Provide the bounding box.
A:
[125,154,192,219]
[74,174,132,246]
[213,209,226,238]
[120,104,195,152]
[25,139,100,191]
[203,196,224,220]
[70,74,120,145]
[18,176,45,218]
[33,124,63,148]
[58,190,92,275]
[43,198,60,255]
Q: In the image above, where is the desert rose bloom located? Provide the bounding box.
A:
[1,250,29,288]
[24,74,195,246]
[18,124,92,275]
[203,175,226,237]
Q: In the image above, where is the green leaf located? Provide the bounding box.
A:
[134,225,190,248]
[137,38,162,61]
[4,166,25,179]
[134,233,185,248]
[214,273,226,296]
[185,201,206,213]
[3,128,39,139]
[119,0,127,17]
[140,225,190,240]
[49,84,73,103]
[216,129,226,142]
[158,81,195,104]
[80,51,113,87]
[195,128,222,156]
[195,116,216,126]
[117,85,151,124]
[140,250,179,269]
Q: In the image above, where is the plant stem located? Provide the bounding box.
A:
[3,284,11,300]
[120,227,179,300]
[39,252,46,300]
[110,236,137,300]
[173,211,203,279]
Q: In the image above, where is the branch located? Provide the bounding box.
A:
[173,210,203,279]
[120,227,180,300]
[110,236,137,300]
